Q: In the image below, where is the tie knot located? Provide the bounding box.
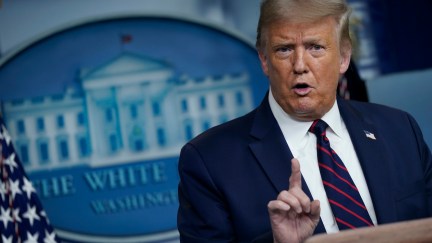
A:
[309,119,328,136]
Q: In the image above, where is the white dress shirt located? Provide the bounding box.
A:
[268,90,377,233]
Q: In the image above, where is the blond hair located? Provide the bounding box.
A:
[256,0,351,52]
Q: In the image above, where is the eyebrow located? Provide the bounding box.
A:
[302,37,324,44]
[270,38,325,48]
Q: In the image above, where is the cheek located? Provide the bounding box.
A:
[269,60,292,79]
[313,67,340,96]
[268,73,292,99]
[316,59,341,82]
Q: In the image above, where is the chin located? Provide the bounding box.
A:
[291,104,322,121]
[290,110,318,121]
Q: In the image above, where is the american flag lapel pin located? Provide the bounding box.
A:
[363,130,376,140]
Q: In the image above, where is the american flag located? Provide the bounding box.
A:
[0,117,59,243]
[120,34,132,44]
[338,60,369,102]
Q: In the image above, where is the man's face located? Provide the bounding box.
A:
[258,16,351,121]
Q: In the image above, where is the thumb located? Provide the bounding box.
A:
[310,200,321,224]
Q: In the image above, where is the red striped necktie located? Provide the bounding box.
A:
[309,119,374,230]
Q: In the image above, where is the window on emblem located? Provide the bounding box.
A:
[57,115,65,129]
[17,120,26,135]
[36,117,45,132]
[181,99,188,113]
[235,92,244,106]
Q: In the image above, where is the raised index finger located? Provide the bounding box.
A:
[289,158,302,189]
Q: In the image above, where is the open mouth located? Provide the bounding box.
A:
[293,83,312,95]
[294,83,310,89]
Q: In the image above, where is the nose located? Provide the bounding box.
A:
[293,48,308,75]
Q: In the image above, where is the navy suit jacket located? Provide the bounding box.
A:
[177,94,432,242]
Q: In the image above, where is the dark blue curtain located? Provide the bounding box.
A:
[367,0,432,74]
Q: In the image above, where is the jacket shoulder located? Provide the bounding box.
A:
[343,100,412,121]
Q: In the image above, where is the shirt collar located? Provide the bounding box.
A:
[268,90,344,152]
[321,99,343,138]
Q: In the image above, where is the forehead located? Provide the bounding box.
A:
[265,16,339,42]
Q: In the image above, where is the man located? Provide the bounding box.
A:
[177,0,432,242]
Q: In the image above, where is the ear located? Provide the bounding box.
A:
[339,44,352,74]
[258,50,269,76]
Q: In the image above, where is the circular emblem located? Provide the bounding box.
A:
[0,16,267,242]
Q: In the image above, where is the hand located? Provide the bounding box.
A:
[267,158,321,243]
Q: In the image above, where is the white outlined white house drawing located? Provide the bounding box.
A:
[2,52,253,171]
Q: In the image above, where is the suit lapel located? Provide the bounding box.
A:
[248,95,326,233]
[338,99,397,224]
[248,95,293,193]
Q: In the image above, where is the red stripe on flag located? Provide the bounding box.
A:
[121,34,132,44]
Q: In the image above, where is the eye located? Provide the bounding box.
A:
[276,46,292,53]
[274,45,293,58]
[308,44,326,57]
[310,44,324,51]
